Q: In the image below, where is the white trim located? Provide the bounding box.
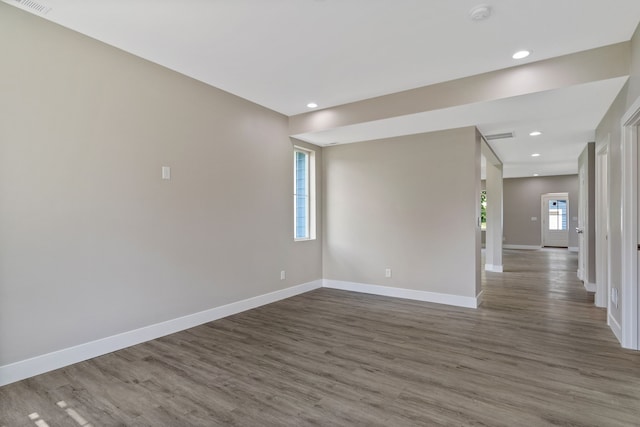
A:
[0,280,323,387]
[584,282,597,293]
[595,142,609,309]
[609,312,623,344]
[485,264,503,272]
[620,96,640,350]
[322,279,480,309]
[568,246,579,253]
[503,244,541,250]
[476,290,484,307]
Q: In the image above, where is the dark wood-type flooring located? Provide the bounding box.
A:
[2,249,640,426]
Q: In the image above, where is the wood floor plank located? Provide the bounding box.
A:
[2,249,640,426]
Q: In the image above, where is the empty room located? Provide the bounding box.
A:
[2,1,640,425]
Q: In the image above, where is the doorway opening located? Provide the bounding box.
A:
[541,193,569,248]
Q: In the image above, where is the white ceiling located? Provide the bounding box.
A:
[6,0,640,177]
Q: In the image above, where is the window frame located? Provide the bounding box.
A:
[293,146,316,241]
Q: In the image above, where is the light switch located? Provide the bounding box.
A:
[531,216,537,221]
[162,166,171,180]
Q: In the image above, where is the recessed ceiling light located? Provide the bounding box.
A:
[529,131,542,136]
[533,173,539,177]
[512,50,530,59]
[306,102,318,108]
[531,153,541,157]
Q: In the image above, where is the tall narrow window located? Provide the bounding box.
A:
[480,190,487,230]
[293,147,315,240]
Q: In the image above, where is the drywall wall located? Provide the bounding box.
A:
[0,4,322,367]
[596,87,626,329]
[595,22,640,334]
[627,24,640,106]
[503,175,579,248]
[322,127,481,300]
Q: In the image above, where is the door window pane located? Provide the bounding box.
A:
[548,199,567,231]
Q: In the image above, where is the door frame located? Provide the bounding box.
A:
[596,142,609,309]
[621,96,640,350]
[577,161,587,282]
[541,192,570,248]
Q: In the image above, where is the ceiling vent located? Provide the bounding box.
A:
[13,0,51,14]
[484,132,514,141]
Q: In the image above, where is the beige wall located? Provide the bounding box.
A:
[322,127,481,298]
[596,85,626,325]
[627,24,640,106]
[595,23,640,328]
[0,5,322,366]
[503,175,579,248]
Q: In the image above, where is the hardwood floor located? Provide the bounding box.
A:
[2,249,640,426]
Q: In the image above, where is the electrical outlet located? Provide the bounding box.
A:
[280,270,286,280]
[161,166,171,180]
[385,268,392,278]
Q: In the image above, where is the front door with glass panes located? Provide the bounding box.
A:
[542,193,569,247]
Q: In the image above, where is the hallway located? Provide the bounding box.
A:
[1,250,639,426]
[483,248,603,317]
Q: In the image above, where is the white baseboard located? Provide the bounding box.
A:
[569,246,579,253]
[595,288,607,308]
[476,290,484,307]
[485,264,503,272]
[323,279,480,309]
[608,312,622,344]
[583,281,596,292]
[0,280,322,387]
[503,244,541,250]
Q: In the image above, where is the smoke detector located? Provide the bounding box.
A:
[469,4,492,21]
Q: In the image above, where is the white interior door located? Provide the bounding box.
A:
[578,163,587,280]
[596,146,609,308]
[542,193,569,248]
